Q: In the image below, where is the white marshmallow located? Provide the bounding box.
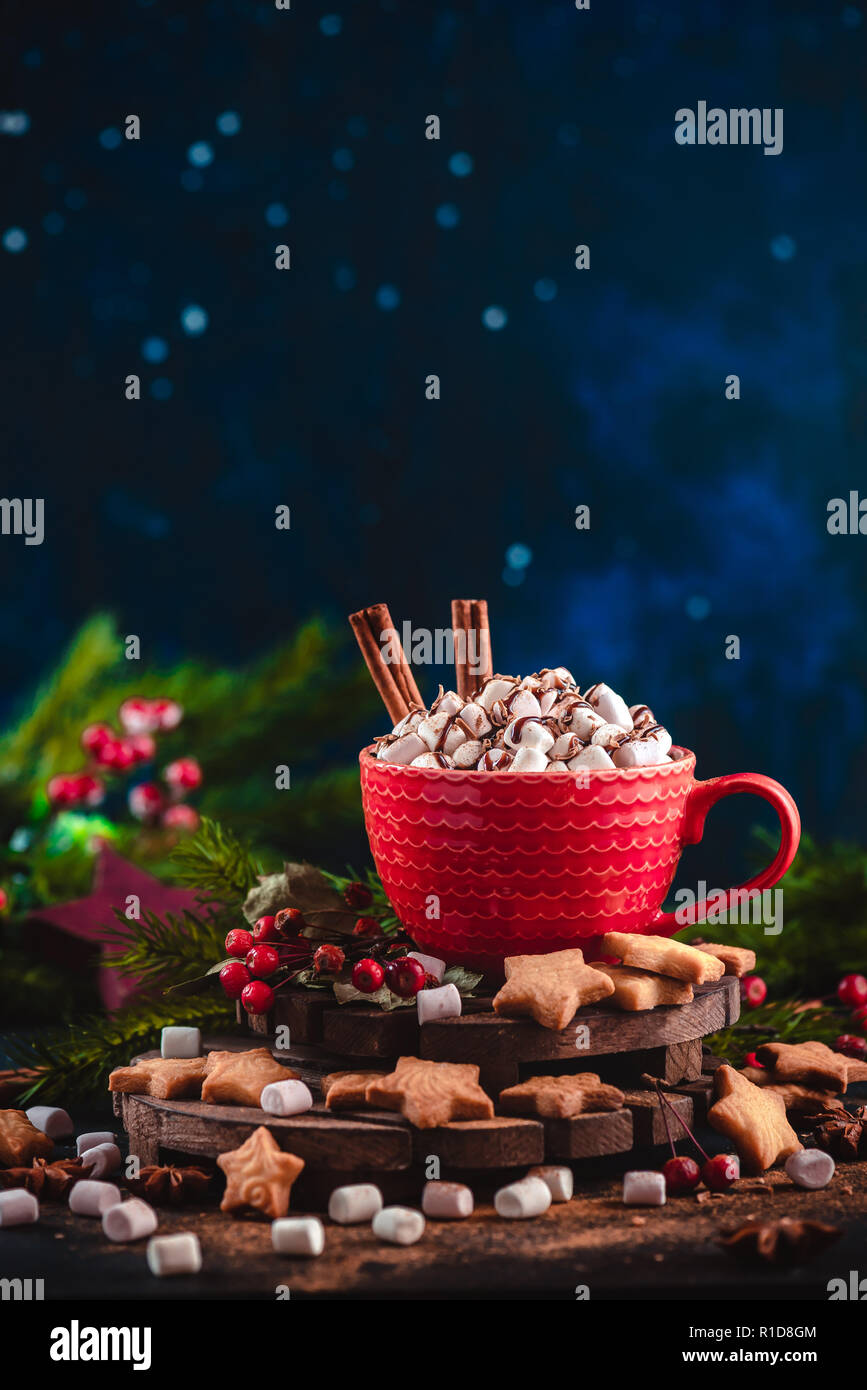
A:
[371,1206,425,1245]
[260,1079,314,1116]
[0,1189,39,1226]
[591,722,630,751]
[431,689,464,717]
[785,1149,835,1190]
[527,1165,574,1203]
[585,683,634,731]
[25,1105,73,1140]
[378,733,428,765]
[328,1183,383,1225]
[629,704,655,729]
[538,690,559,716]
[417,982,462,1024]
[612,739,666,768]
[422,1181,474,1220]
[477,678,517,712]
[410,752,455,769]
[622,1170,666,1205]
[80,1142,122,1178]
[76,1131,115,1157]
[272,1216,325,1256]
[510,746,548,771]
[452,739,484,768]
[550,732,584,760]
[418,712,454,751]
[477,747,513,771]
[504,718,555,753]
[160,1026,201,1059]
[102,1197,158,1243]
[546,760,568,771]
[539,667,575,690]
[392,709,425,736]
[562,701,606,740]
[495,1176,552,1220]
[568,745,615,771]
[503,689,542,721]
[146,1232,202,1277]
[69,1180,122,1217]
[458,702,492,737]
[408,950,445,982]
[640,725,673,757]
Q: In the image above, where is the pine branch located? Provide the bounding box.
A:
[101,906,231,986]
[169,817,261,904]
[706,996,841,1066]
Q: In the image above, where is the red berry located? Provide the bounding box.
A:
[100,738,138,772]
[834,1033,867,1060]
[162,804,199,832]
[352,958,385,993]
[352,917,381,938]
[662,1155,701,1195]
[701,1154,739,1191]
[740,975,767,1008]
[225,928,253,958]
[47,772,105,809]
[219,960,250,999]
[344,880,373,910]
[241,979,274,1015]
[743,1051,764,1069]
[253,915,280,943]
[385,956,426,998]
[838,974,867,1008]
[128,781,164,822]
[0,888,8,911]
[274,907,306,936]
[81,722,114,756]
[313,943,345,975]
[163,757,202,792]
[118,697,159,735]
[246,945,280,978]
[852,1004,867,1032]
[150,697,183,731]
[127,733,156,763]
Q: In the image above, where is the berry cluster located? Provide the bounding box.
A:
[654,1084,740,1196]
[46,696,201,833]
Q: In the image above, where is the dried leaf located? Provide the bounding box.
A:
[718,1217,842,1266]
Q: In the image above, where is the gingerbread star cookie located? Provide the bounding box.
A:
[707,1064,802,1174]
[492,949,615,1031]
[108,1056,208,1100]
[692,942,756,977]
[322,1070,387,1112]
[755,1040,848,1093]
[600,932,725,985]
[0,1110,55,1168]
[365,1058,494,1129]
[217,1125,304,1220]
[498,1073,625,1120]
[739,1068,845,1116]
[201,1049,298,1107]
[595,963,693,1011]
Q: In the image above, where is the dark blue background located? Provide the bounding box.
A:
[2,0,866,875]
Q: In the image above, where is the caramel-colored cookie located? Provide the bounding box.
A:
[322,1070,387,1111]
[201,1049,297,1107]
[492,949,615,1031]
[740,1068,845,1114]
[693,942,756,977]
[755,1040,848,1093]
[217,1126,304,1220]
[0,1110,55,1168]
[498,1073,625,1119]
[595,963,693,1011]
[365,1057,494,1130]
[108,1056,209,1100]
[708,1064,803,1174]
[600,932,726,985]
[846,1057,867,1083]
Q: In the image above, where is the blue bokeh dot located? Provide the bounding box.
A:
[505,543,533,569]
[265,201,289,227]
[0,111,30,135]
[435,202,460,229]
[334,262,356,291]
[141,336,169,364]
[375,284,400,311]
[187,141,214,168]
[320,14,342,35]
[332,147,354,171]
[685,595,711,621]
[502,566,525,587]
[65,189,87,210]
[150,377,174,401]
[770,234,796,262]
[99,126,122,150]
[43,212,65,235]
[448,151,473,177]
[482,305,507,331]
[2,227,27,253]
[180,304,208,336]
[533,277,558,302]
[216,110,241,136]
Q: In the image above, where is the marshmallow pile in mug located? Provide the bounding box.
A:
[373,671,678,772]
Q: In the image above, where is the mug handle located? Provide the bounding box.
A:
[653,772,801,938]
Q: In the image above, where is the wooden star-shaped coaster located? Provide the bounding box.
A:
[365,1058,494,1129]
[707,1064,803,1174]
[0,1110,55,1168]
[217,1126,304,1220]
[755,1040,848,1093]
[108,1056,209,1100]
[201,1049,298,1107]
[492,949,614,1030]
[498,1073,625,1119]
[322,1070,387,1112]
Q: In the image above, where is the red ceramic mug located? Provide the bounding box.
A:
[359,746,800,972]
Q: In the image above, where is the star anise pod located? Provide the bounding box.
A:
[807,1105,867,1162]
[718,1218,842,1267]
[0,1157,85,1200]
[125,1163,212,1205]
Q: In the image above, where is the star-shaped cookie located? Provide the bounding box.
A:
[322,1070,387,1111]
[755,1040,848,1093]
[600,932,725,985]
[0,1110,55,1168]
[492,949,614,1030]
[595,963,693,1011]
[108,1056,209,1100]
[201,1049,298,1107]
[365,1058,494,1129]
[498,1073,625,1119]
[707,1064,802,1174]
[217,1126,304,1220]
[739,1068,845,1116]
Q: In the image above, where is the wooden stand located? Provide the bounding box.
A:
[114,977,738,1209]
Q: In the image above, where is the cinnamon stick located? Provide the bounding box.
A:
[451,598,493,701]
[349,604,423,725]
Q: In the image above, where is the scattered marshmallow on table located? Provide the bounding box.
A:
[495,1176,552,1220]
[76,1131,115,1156]
[622,1171,666,1206]
[25,1105,73,1140]
[146,1232,202,1277]
[69,1180,122,1217]
[408,950,445,983]
[417,982,462,1025]
[785,1149,835,1190]
[272,1216,325,1257]
[103,1198,158,1243]
[328,1183,383,1225]
[0,1190,39,1227]
[372,1206,425,1246]
[160,1026,202,1059]
[527,1166,573,1203]
[260,1079,314,1117]
[80,1142,122,1179]
[421,1181,474,1220]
